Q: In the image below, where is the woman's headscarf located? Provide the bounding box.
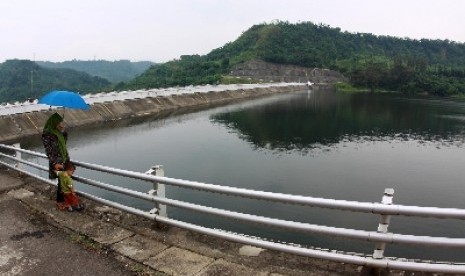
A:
[43,112,68,161]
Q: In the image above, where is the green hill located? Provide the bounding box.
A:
[3,21,464,100]
[129,21,465,96]
[37,59,154,83]
[208,21,465,68]
[0,59,111,103]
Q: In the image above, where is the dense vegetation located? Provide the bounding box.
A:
[128,21,465,96]
[123,54,227,89]
[37,59,154,83]
[0,59,111,103]
[2,21,465,102]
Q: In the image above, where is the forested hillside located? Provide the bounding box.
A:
[0,59,111,103]
[129,21,465,96]
[37,60,154,83]
[3,21,465,101]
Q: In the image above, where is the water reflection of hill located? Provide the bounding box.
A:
[211,91,465,152]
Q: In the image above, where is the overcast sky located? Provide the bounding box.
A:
[2,0,465,63]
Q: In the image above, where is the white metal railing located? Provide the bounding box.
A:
[1,143,465,273]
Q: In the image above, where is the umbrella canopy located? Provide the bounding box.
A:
[38,90,89,110]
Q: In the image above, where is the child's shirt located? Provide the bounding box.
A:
[58,171,73,193]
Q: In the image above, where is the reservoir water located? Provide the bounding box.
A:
[20,89,465,262]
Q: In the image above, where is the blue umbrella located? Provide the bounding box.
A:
[38,90,89,110]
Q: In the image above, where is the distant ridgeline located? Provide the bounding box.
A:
[0,59,112,103]
[129,21,465,96]
[0,59,155,103]
[37,60,155,83]
[2,21,465,104]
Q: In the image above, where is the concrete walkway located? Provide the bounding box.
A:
[0,166,455,276]
[0,168,137,275]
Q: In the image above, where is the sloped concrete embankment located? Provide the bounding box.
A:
[0,85,304,143]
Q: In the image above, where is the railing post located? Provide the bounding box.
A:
[373,188,394,259]
[13,143,23,174]
[145,165,167,217]
[361,188,395,275]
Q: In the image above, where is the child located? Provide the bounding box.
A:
[57,161,85,212]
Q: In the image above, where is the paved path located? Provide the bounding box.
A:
[1,165,457,276]
[0,170,136,275]
[0,196,134,275]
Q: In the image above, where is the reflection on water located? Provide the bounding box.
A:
[18,89,465,262]
[212,90,465,154]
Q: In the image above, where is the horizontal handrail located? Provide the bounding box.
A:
[0,152,48,172]
[2,145,465,247]
[2,143,465,273]
[3,144,465,220]
[72,191,465,274]
[74,174,465,248]
[0,159,56,187]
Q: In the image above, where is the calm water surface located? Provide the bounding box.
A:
[21,89,465,261]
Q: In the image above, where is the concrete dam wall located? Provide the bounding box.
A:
[0,84,306,143]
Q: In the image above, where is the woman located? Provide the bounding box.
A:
[42,112,70,207]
